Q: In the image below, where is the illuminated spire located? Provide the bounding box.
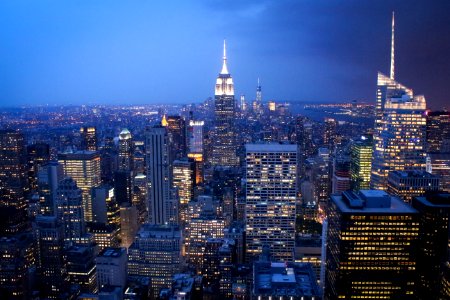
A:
[161,114,168,127]
[220,39,229,74]
[390,11,395,80]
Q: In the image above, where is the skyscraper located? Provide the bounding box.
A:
[80,126,98,151]
[127,224,181,298]
[325,190,419,299]
[387,170,440,204]
[371,13,427,190]
[245,143,297,262]
[58,151,101,222]
[350,135,373,191]
[426,111,450,153]
[56,177,86,243]
[145,125,173,225]
[212,41,238,167]
[0,130,28,234]
[187,120,204,154]
[164,115,187,162]
[412,193,450,299]
[172,158,195,225]
[118,128,133,171]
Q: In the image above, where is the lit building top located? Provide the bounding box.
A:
[245,143,297,153]
[119,128,132,140]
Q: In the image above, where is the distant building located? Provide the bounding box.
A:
[325,190,419,299]
[96,247,127,291]
[118,128,133,171]
[80,126,98,151]
[426,153,450,192]
[58,151,101,222]
[245,143,297,262]
[387,170,439,203]
[56,177,86,243]
[426,111,450,153]
[66,243,98,294]
[350,135,373,191]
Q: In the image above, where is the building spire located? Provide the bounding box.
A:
[220,39,229,74]
[390,11,395,80]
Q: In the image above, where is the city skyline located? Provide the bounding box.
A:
[1,1,449,109]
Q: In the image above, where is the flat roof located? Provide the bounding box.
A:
[246,143,297,153]
[332,191,418,214]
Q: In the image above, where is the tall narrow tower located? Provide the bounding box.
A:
[371,13,427,190]
[212,40,239,167]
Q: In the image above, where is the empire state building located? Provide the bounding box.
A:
[212,41,239,167]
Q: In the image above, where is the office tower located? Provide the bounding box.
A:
[88,223,119,252]
[387,170,440,204]
[37,161,63,215]
[245,143,297,262]
[0,130,28,235]
[239,94,246,112]
[188,120,204,154]
[323,118,337,150]
[187,209,226,271]
[120,204,139,249]
[114,170,133,204]
[412,193,450,299]
[331,156,350,194]
[66,244,98,294]
[0,234,35,299]
[118,128,133,171]
[426,153,450,191]
[128,224,181,298]
[371,13,427,190]
[212,41,239,167]
[224,222,245,264]
[296,116,314,179]
[164,115,187,161]
[26,142,50,191]
[35,215,68,299]
[145,126,172,224]
[426,111,450,153]
[202,238,235,297]
[56,177,86,243]
[350,135,373,191]
[58,151,101,222]
[96,247,127,290]
[133,173,148,223]
[252,78,262,116]
[80,126,98,151]
[253,259,321,300]
[172,158,195,225]
[325,190,419,299]
[311,149,331,210]
[91,185,119,226]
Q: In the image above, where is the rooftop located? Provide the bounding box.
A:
[246,143,297,153]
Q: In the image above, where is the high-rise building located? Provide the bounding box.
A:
[172,158,195,225]
[0,130,28,235]
[26,142,50,191]
[325,190,419,299]
[118,128,133,171]
[58,151,101,222]
[426,153,450,192]
[245,143,297,262]
[66,244,98,294]
[145,126,173,225]
[212,41,238,167]
[187,120,204,154]
[91,185,119,226]
[35,215,68,298]
[371,13,427,190]
[387,170,440,204]
[323,118,337,151]
[119,204,139,249]
[56,177,86,243]
[296,116,314,179]
[331,156,350,194]
[127,224,181,298]
[412,193,450,300]
[164,115,187,162]
[37,161,63,215]
[426,111,450,153]
[350,135,373,191]
[96,247,127,291]
[80,126,98,151]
